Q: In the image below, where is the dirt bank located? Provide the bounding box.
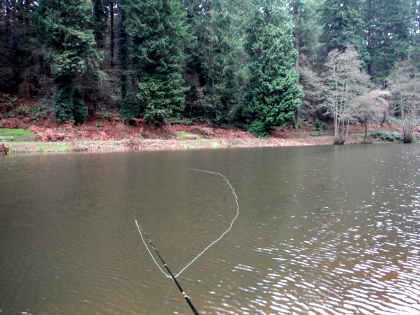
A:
[0,114,409,154]
[3,136,336,154]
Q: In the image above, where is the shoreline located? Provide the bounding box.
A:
[2,136,336,154]
[1,117,412,155]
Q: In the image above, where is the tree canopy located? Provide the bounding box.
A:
[0,0,418,135]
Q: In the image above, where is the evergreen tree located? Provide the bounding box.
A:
[410,0,420,69]
[290,0,324,123]
[184,0,248,123]
[109,0,116,67]
[120,0,189,124]
[118,0,129,101]
[320,0,366,61]
[244,2,302,136]
[364,0,412,83]
[35,0,102,123]
[93,0,107,49]
[290,0,323,65]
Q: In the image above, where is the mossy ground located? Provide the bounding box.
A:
[176,131,202,140]
[0,128,34,140]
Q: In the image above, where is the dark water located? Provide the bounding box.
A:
[0,144,419,315]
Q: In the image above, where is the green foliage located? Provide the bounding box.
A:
[35,0,102,123]
[1,94,18,112]
[391,131,403,141]
[248,120,269,137]
[364,0,412,83]
[320,0,366,57]
[120,92,140,121]
[176,131,200,139]
[169,118,193,126]
[2,0,418,129]
[119,0,189,124]
[53,78,74,123]
[244,4,302,131]
[93,0,107,48]
[370,130,402,142]
[29,98,54,120]
[118,2,129,100]
[320,0,413,83]
[291,0,323,65]
[73,86,88,125]
[185,0,247,123]
[98,111,113,121]
[0,128,34,140]
[138,78,173,124]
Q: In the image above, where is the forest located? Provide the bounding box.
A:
[0,0,419,140]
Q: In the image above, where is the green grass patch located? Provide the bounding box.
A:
[176,131,201,140]
[210,140,219,148]
[0,128,34,141]
[6,141,74,153]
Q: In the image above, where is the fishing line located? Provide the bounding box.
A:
[134,168,240,279]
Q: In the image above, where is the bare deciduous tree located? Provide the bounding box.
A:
[388,59,420,143]
[297,54,324,122]
[350,90,390,143]
[322,46,370,144]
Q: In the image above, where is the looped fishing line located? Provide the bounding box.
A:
[135,168,240,279]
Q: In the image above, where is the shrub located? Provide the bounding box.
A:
[370,130,403,142]
[403,132,414,143]
[334,136,345,145]
[16,104,31,116]
[29,98,53,120]
[314,119,321,131]
[183,118,193,126]
[248,120,269,137]
[3,94,18,111]
[98,111,112,121]
[169,118,193,126]
[391,131,402,141]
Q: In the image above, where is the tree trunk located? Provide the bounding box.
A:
[364,122,368,143]
[11,0,16,29]
[17,0,23,24]
[24,0,30,27]
[110,0,114,67]
[293,0,300,129]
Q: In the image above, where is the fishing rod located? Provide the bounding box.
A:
[134,169,240,314]
[135,219,200,315]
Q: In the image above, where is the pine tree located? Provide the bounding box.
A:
[93,0,107,49]
[409,0,420,69]
[291,0,323,65]
[118,0,129,101]
[120,0,189,124]
[184,0,248,123]
[320,0,366,61]
[364,0,412,83]
[244,2,302,136]
[35,0,102,123]
[290,0,324,123]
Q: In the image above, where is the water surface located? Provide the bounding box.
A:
[0,144,419,314]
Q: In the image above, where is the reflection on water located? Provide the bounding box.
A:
[0,144,419,314]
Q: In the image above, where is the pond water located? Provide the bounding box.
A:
[0,144,419,315]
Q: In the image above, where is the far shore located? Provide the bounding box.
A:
[2,136,337,154]
[1,116,412,155]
